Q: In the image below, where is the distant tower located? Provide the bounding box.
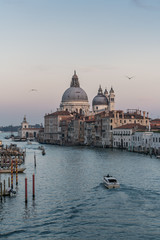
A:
[109,87,115,111]
[104,88,108,100]
[21,115,29,129]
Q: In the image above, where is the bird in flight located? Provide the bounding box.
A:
[29,89,38,92]
[126,76,134,80]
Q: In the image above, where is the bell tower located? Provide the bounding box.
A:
[21,115,29,129]
[109,87,115,111]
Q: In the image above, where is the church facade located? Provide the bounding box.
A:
[60,71,115,115]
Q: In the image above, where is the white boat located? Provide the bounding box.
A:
[103,175,120,189]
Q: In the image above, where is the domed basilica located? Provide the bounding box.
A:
[60,71,115,115]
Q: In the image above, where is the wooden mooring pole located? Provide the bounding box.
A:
[32,174,35,200]
[16,158,18,185]
[25,177,27,204]
[3,180,5,196]
[34,153,36,168]
[11,160,13,189]
[0,182,2,200]
[8,177,10,188]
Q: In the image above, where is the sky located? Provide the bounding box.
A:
[0,0,160,126]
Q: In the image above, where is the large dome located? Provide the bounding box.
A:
[62,87,88,102]
[61,71,88,103]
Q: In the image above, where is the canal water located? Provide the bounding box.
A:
[0,132,160,239]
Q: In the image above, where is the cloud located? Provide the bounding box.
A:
[132,0,160,11]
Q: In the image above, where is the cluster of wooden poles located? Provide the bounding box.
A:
[0,159,18,198]
[0,144,25,169]
[0,153,36,203]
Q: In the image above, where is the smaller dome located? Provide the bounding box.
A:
[92,95,108,106]
[92,85,108,106]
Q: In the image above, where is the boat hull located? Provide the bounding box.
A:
[104,182,120,189]
[0,168,26,174]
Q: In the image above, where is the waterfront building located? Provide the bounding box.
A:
[150,119,160,131]
[67,114,85,145]
[101,109,150,148]
[84,115,95,146]
[43,111,71,144]
[113,123,146,149]
[131,131,153,153]
[18,116,40,140]
[151,132,160,154]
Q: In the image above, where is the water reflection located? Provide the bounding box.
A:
[1,132,160,239]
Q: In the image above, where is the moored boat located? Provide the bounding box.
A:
[0,167,26,174]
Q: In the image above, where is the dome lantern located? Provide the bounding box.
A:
[70,70,80,87]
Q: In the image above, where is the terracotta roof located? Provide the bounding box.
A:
[21,128,41,131]
[45,111,71,117]
[114,123,146,130]
[151,119,160,122]
[95,111,106,117]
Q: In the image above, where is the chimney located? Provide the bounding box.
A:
[143,111,146,119]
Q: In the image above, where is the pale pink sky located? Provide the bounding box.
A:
[0,0,160,126]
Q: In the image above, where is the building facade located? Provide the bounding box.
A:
[18,116,41,140]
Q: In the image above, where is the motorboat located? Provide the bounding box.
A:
[103,175,120,189]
